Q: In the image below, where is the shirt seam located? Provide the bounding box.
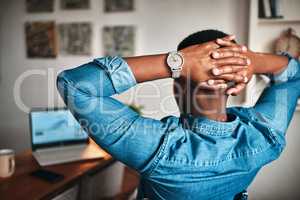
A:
[163,142,283,167]
[192,126,234,136]
[141,131,171,178]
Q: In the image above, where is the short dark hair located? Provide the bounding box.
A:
[177,29,229,51]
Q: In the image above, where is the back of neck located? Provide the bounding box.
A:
[191,90,228,122]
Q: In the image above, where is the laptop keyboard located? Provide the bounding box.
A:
[33,144,102,166]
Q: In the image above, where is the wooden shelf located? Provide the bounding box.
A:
[258,18,300,24]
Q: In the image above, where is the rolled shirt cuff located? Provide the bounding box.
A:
[268,52,299,84]
[94,56,137,93]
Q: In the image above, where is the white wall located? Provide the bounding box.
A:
[2,0,300,199]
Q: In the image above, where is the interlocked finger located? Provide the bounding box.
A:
[227,83,247,96]
[201,41,220,51]
[212,65,248,76]
[212,51,247,59]
[198,80,228,90]
[216,74,246,83]
[206,79,227,85]
[217,46,247,53]
[220,35,236,41]
[215,57,250,66]
[216,38,236,47]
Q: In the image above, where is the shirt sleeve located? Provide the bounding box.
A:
[56,56,170,173]
[251,53,300,135]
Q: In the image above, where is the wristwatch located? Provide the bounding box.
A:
[166,51,184,78]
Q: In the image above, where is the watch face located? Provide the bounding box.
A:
[167,53,184,69]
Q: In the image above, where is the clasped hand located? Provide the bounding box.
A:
[180,35,254,96]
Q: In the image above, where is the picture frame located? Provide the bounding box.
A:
[58,23,92,56]
[25,21,57,58]
[103,26,135,57]
[26,0,54,13]
[61,0,90,10]
[104,0,134,12]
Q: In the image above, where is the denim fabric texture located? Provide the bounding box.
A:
[57,55,300,200]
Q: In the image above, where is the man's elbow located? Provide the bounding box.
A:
[56,69,92,104]
[56,70,73,102]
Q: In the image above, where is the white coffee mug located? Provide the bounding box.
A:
[0,149,15,178]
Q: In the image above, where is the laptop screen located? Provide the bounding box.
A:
[30,109,88,148]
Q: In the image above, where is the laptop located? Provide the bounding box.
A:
[30,108,104,166]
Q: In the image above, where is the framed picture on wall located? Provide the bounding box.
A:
[103,26,135,57]
[25,21,57,58]
[104,0,134,12]
[61,0,90,10]
[26,0,54,13]
[58,23,92,55]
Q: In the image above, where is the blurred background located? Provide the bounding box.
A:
[0,0,300,199]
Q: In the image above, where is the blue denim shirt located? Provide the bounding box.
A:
[57,54,300,200]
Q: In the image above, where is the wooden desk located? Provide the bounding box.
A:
[0,142,114,200]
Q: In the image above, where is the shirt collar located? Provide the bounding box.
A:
[180,112,240,137]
